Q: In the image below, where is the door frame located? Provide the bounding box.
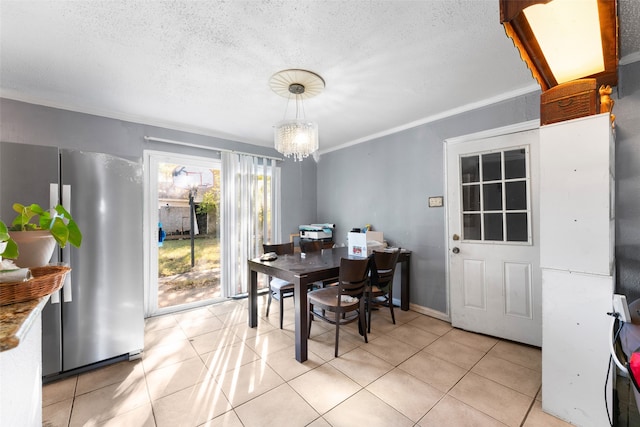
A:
[143,149,223,317]
[443,120,539,323]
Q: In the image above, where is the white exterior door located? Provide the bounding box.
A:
[446,124,541,346]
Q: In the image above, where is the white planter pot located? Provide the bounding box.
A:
[9,231,57,268]
[0,241,6,262]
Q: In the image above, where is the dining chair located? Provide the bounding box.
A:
[299,239,337,288]
[366,249,401,333]
[308,256,371,357]
[263,242,298,329]
[299,239,323,253]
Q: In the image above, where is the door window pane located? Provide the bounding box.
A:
[461,156,479,183]
[463,214,481,240]
[506,213,528,241]
[505,149,526,179]
[483,183,503,211]
[482,153,502,181]
[506,181,527,210]
[459,146,530,244]
[484,213,503,241]
[463,185,480,211]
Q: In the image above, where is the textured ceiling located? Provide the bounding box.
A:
[1,1,638,154]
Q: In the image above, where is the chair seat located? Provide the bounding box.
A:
[308,287,360,310]
[270,277,294,291]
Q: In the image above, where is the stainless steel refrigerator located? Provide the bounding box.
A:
[0,142,144,378]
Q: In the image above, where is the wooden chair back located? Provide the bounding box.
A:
[300,240,323,253]
[337,257,371,300]
[263,242,294,256]
[371,250,401,290]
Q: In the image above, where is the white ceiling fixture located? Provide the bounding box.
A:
[270,69,325,162]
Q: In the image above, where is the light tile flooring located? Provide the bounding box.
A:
[43,296,574,427]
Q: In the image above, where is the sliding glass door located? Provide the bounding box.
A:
[146,151,224,315]
[144,149,281,316]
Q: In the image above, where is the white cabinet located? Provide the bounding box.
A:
[0,302,45,426]
[541,269,614,426]
[540,113,615,276]
[540,113,615,427]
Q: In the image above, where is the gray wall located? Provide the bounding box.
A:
[0,98,316,242]
[281,157,317,241]
[317,93,539,314]
[318,61,640,313]
[2,60,639,313]
[615,61,640,302]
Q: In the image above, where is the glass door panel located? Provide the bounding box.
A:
[463,214,481,240]
[482,152,502,181]
[506,212,529,242]
[156,160,223,310]
[484,213,504,241]
[483,183,503,210]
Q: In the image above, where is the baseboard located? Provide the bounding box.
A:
[409,304,451,323]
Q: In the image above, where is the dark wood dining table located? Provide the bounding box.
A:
[247,246,411,362]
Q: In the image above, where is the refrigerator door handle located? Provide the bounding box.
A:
[62,271,72,302]
[50,182,59,211]
[51,289,61,304]
[50,183,61,304]
[62,184,73,303]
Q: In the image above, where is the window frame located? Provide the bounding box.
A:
[459,145,532,246]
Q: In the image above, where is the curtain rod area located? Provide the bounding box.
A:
[144,136,283,161]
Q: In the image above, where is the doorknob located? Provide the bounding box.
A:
[452,247,460,254]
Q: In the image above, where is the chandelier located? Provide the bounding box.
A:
[270,69,325,161]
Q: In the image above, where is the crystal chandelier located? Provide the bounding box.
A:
[270,69,325,161]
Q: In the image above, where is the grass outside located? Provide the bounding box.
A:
[158,237,220,277]
[157,237,222,307]
[156,237,266,307]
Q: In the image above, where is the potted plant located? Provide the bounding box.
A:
[7,203,82,268]
[0,219,18,260]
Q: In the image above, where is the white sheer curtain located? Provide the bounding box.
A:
[221,152,280,297]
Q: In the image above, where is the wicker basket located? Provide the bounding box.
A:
[0,265,71,306]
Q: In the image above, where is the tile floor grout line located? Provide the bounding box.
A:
[66,376,79,427]
[142,369,159,427]
[519,385,541,427]
[43,302,565,426]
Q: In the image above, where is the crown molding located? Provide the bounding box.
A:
[318,83,540,156]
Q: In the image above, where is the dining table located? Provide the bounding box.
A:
[247,246,411,362]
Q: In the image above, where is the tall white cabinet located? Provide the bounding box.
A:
[540,113,615,427]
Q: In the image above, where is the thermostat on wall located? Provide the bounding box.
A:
[428,196,443,207]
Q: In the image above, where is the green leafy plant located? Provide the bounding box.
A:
[0,220,18,259]
[196,187,218,215]
[9,203,82,249]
